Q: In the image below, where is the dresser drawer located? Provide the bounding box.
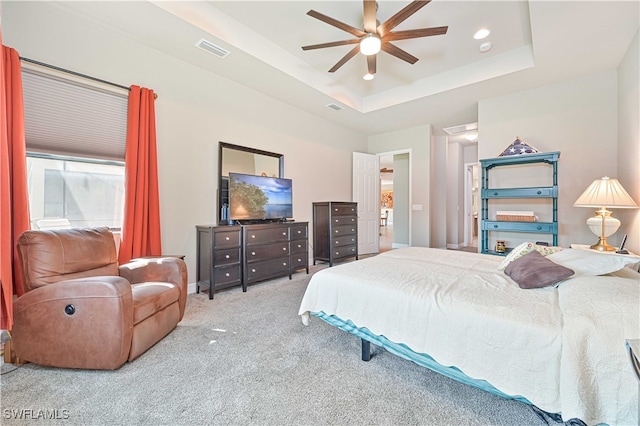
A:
[332,215,357,225]
[332,224,357,236]
[246,242,288,262]
[214,247,240,265]
[290,240,307,254]
[332,245,357,259]
[214,265,241,285]
[214,230,241,248]
[246,227,289,244]
[291,253,308,269]
[331,204,357,216]
[290,224,307,239]
[332,234,357,248]
[246,258,289,282]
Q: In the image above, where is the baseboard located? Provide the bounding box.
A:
[446,243,460,250]
[187,282,198,295]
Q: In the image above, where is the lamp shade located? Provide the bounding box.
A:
[573,176,638,208]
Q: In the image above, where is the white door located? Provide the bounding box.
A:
[353,152,380,255]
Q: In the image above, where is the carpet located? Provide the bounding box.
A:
[0,263,548,426]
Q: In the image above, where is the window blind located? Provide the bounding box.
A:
[21,67,128,161]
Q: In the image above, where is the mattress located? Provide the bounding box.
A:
[298,247,639,425]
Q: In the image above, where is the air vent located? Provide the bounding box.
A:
[443,122,478,136]
[326,103,343,111]
[195,39,230,59]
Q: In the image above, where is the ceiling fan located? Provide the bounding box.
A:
[301,0,448,77]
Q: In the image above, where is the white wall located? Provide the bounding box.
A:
[368,125,432,247]
[3,2,367,282]
[478,71,620,249]
[617,31,640,253]
[430,134,448,248]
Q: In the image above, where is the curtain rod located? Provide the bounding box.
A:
[19,57,158,99]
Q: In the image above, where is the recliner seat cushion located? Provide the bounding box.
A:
[131,282,180,325]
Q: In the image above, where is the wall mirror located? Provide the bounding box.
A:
[218,142,284,224]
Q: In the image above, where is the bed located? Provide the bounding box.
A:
[298,247,640,425]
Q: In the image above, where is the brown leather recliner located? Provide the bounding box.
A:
[12,227,188,370]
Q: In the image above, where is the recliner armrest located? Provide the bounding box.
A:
[12,276,134,370]
[119,257,188,320]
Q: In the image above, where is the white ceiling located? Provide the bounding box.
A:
[32,1,640,137]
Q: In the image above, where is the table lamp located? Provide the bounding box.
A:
[574,176,638,251]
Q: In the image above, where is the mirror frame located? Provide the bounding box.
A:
[218,141,284,224]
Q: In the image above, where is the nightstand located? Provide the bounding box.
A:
[626,339,640,382]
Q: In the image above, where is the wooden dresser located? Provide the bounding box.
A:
[312,201,358,266]
[196,222,308,299]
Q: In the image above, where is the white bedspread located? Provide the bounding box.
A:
[298,247,639,425]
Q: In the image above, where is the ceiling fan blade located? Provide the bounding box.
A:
[377,0,431,37]
[381,42,419,64]
[383,26,448,42]
[328,45,360,73]
[307,10,366,38]
[367,55,377,75]
[363,0,377,33]
[302,39,361,51]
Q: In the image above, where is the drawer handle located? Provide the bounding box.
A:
[335,230,339,234]
[351,218,355,222]
[252,268,256,272]
[283,262,287,266]
[334,208,338,211]
[297,244,302,248]
[225,236,230,241]
[297,230,302,234]
[251,251,256,256]
[225,254,230,259]
[493,191,498,196]
[351,228,355,232]
[536,226,542,230]
[351,238,355,242]
[225,273,230,277]
[335,219,338,222]
[251,235,256,239]
[282,232,286,236]
[537,190,542,195]
[493,224,498,229]
[282,247,287,251]
[335,252,340,255]
[335,241,339,244]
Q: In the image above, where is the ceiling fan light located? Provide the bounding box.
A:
[363,73,375,81]
[360,34,381,56]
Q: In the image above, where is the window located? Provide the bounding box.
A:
[21,62,128,230]
[26,154,124,230]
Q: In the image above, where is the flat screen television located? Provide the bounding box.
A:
[228,172,293,221]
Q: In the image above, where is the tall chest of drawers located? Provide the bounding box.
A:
[312,202,358,266]
[196,222,308,299]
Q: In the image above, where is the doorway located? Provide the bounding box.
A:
[464,162,479,250]
[378,151,411,251]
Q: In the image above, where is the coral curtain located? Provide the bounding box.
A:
[118,85,162,264]
[0,43,30,330]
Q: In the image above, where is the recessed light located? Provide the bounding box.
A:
[363,73,375,81]
[479,42,492,53]
[474,29,490,40]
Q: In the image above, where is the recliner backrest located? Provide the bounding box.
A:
[17,227,119,292]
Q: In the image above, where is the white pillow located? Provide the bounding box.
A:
[545,249,640,277]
